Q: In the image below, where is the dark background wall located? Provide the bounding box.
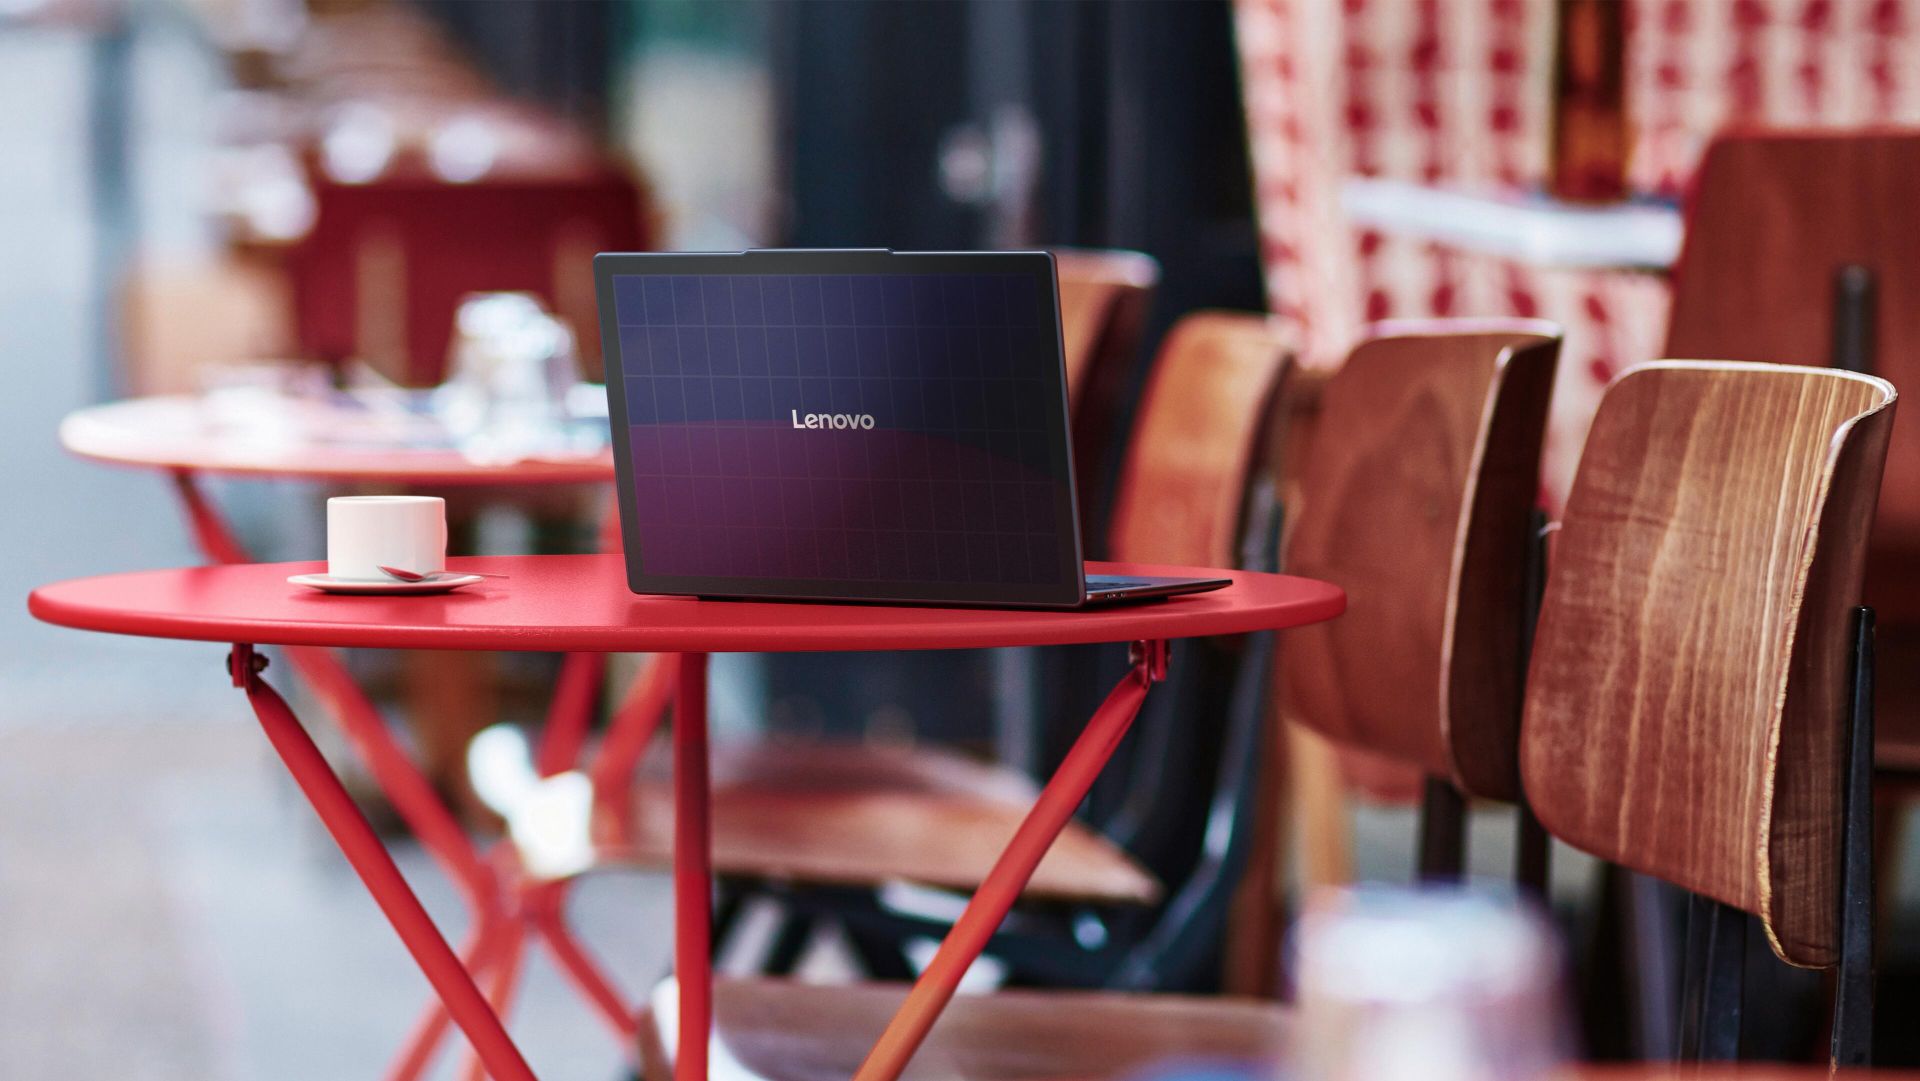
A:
[776,0,1265,340]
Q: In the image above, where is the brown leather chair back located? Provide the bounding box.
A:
[1105,312,1291,568]
[1521,361,1895,966]
[1281,322,1561,801]
[1667,131,1920,615]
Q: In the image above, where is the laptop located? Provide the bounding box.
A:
[592,248,1230,609]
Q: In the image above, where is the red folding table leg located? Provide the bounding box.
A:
[534,651,610,777]
[673,651,712,1081]
[588,652,676,796]
[171,469,249,565]
[530,881,642,1047]
[235,648,540,1081]
[387,919,510,1081]
[460,917,529,1081]
[852,640,1168,1081]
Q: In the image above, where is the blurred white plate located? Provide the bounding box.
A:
[288,573,486,595]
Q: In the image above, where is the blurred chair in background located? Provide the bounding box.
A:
[285,165,651,386]
[1522,361,1893,1066]
[1053,247,1160,553]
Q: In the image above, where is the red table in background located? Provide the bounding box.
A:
[58,393,620,1080]
[29,554,1345,1081]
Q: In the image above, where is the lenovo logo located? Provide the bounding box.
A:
[791,410,876,430]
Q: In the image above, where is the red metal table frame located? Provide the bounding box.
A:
[30,555,1344,1081]
[59,396,624,1081]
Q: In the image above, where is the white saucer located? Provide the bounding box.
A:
[288,572,487,595]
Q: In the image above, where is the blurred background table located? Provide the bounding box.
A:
[1338,177,1683,273]
[60,389,615,486]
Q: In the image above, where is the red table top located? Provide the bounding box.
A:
[60,395,616,486]
[28,555,1345,654]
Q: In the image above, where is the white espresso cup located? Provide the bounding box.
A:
[327,496,447,581]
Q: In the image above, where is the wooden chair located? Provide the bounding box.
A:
[1054,248,1159,551]
[1280,321,1560,885]
[600,312,1293,967]
[634,322,1567,1081]
[1055,248,1159,413]
[1665,131,1920,782]
[1520,361,1894,1065]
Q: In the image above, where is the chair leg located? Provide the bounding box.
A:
[762,911,816,976]
[1699,900,1746,1060]
[1512,508,1550,899]
[1679,893,1746,1061]
[1832,605,1876,1068]
[1514,800,1550,899]
[1677,891,1708,1058]
[1623,870,1683,1059]
[845,922,917,981]
[710,881,745,962]
[1416,776,1467,882]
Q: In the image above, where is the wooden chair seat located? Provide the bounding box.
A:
[601,741,1161,905]
[639,976,1287,1081]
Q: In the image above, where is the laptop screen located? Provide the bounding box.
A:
[596,251,1082,605]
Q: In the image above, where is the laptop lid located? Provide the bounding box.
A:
[593,249,1086,606]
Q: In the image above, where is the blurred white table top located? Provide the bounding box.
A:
[1340,177,1683,272]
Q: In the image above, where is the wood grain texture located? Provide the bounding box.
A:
[1666,131,1920,620]
[1280,322,1561,801]
[1105,311,1293,567]
[641,977,1286,1081]
[606,741,1160,904]
[1520,361,1895,967]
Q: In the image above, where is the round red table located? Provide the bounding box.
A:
[30,554,1344,1081]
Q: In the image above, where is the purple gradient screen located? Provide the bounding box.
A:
[610,272,1069,587]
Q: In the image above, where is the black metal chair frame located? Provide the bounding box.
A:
[1415,508,1554,897]
[1673,605,1875,1067]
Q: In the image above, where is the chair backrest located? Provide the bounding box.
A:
[1056,248,1160,408]
[1105,312,1291,568]
[287,167,651,386]
[1521,361,1895,967]
[1279,322,1561,802]
[1667,131,1920,585]
[1055,248,1160,554]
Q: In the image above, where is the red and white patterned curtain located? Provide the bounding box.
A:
[1235,0,1920,503]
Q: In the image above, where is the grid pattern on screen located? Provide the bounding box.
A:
[611,272,1068,587]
